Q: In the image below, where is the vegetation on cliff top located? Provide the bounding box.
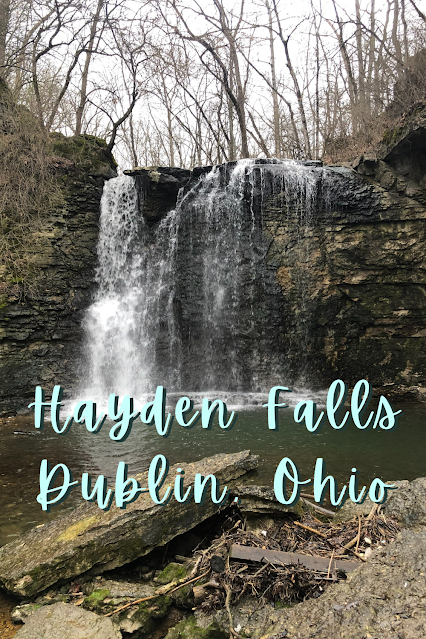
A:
[0,78,113,295]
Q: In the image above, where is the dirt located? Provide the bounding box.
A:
[0,591,19,638]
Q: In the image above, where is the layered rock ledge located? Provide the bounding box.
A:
[0,450,258,597]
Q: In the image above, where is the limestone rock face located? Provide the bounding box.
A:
[14,602,122,639]
[232,485,304,517]
[125,145,426,399]
[2,102,426,413]
[334,476,426,527]
[262,153,426,398]
[0,450,258,597]
[0,133,116,416]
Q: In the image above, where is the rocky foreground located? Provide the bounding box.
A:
[1,453,426,639]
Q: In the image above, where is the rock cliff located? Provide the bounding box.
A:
[1,101,426,413]
[126,123,426,400]
[0,132,116,415]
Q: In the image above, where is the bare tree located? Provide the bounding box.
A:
[0,0,10,77]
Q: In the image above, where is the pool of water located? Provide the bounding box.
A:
[0,398,425,546]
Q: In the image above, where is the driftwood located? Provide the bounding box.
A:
[229,543,358,573]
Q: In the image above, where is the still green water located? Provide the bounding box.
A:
[0,401,425,546]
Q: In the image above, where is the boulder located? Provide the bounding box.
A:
[333,477,426,527]
[14,602,121,639]
[0,451,258,597]
[384,477,426,527]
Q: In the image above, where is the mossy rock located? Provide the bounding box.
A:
[165,616,228,639]
[117,600,154,632]
[157,562,187,585]
[172,583,194,609]
[146,594,171,618]
[50,132,117,177]
[83,588,110,611]
[116,597,172,635]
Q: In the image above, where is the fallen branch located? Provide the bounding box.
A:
[367,503,379,520]
[224,583,244,639]
[347,547,366,562]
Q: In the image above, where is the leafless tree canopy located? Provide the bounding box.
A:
[1,0,425,166]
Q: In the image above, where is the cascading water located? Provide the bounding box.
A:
[83,159,326,403]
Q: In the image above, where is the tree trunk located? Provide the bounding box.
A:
[0,0,10,78]
[75,0,104,135]
[266,0,280,157]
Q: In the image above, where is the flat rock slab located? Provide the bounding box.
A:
[14,602,121,639]
[0,450,258,597]
[232,485,304,516]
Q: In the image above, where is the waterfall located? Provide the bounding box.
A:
[82,159,326,403]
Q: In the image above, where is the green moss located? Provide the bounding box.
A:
[156,562,187,585]
[166,616,228,639]
[275,601,291,609]
[83,588,110,608]
[50,132,117,173]
[56,515,99,542]
[172,583,193,609]
[117,600,155,633]
[147,594,171,617]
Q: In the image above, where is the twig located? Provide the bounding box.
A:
[326,550,335,579]
[189,555,203,578]
[300,498,335,517]
[345,516,363,551]
[104,570,210,618]
[367,503,379,520]
[253,560,271,578]
[161,542,169,566]
[224,583,244,639]
[347,547,366,562]
[169,570,211,595]
[355,516,362,554]
[294,521,328,539]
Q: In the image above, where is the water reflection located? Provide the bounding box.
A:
[0,401,425,546]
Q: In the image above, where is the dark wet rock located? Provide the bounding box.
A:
[14,602,121,638]
[355,100,426,205]
[124,166,191,223]
[194,526,426,639]
[209,556,225,574]
[0,451,258,597]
